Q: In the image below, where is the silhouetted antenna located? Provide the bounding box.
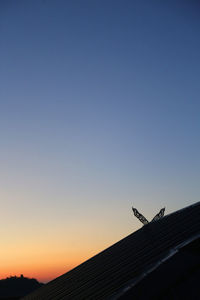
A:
[132,207,165,225]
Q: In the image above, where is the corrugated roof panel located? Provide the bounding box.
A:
[23,201,200,300]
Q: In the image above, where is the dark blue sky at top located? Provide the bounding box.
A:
[0,0,200,218]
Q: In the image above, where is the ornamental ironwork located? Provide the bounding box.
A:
[132,207,165,225]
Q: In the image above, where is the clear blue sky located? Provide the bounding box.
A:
[0,0,200,281]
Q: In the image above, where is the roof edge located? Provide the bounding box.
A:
[111,232,200,300]
[164,201,200,219]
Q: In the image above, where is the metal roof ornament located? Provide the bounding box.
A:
[132,207,165,225]
[132,208,149,225]
[151,208,165,222]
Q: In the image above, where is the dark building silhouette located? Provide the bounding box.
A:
[23,202,200,300]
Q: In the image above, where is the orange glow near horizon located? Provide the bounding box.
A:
[0,194,139,283]
[0,243,101,282]
[0,0,199,290]
[0,264,77,283]
[0,250,98,283]
[0,223,135,283]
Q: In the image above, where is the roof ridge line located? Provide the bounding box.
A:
[163,201,200,219]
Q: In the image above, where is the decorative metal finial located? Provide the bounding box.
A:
[151,208,165,222]
[132,207,165,225]
[132,207,149,225]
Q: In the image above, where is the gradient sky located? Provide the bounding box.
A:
[0,0,200,282]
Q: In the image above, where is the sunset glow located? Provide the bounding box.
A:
[1,0,200,283]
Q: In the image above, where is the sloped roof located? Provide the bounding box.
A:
[23,202,200,300]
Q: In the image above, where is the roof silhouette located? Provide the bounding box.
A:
[23,202,200,300]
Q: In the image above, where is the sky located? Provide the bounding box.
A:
[0,0,200,282]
